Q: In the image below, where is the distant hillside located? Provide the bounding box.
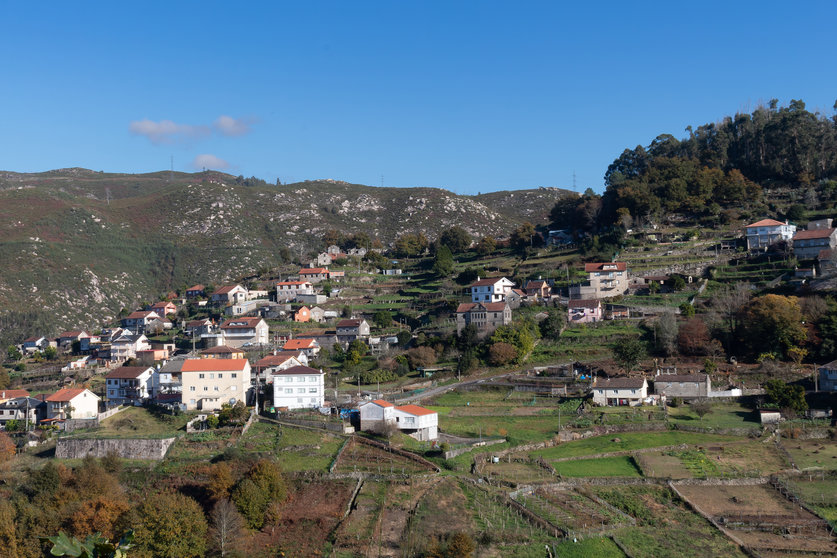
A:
[0,168,573,342]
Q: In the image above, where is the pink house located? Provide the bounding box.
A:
[568,299,602,323]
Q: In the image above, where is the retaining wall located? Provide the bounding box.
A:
[55,437,177,460]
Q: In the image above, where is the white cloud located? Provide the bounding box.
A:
[213,115,253,137]
[191,154,229,170]
[129,119,210,144]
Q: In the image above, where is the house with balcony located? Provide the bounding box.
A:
[591,377,648,406]
[210,284,249,305]
[121,311,161,334]
[570,262,629,300]
[148,301,177,317]
[105,366,157,405]
[744,218,796,250]
[282,338,321,358]
[205,317,269,348]
[818,360,837,391]
[358,400,438,441]
[793,227,837,260]
[336,319,370,344]
[276,280,315,301]
[186,284,205,298]
[524,280,551,299]
[469,277,515,303]
[178,358,251,411]
[0,396,43,428]
[45,388,100,420]
[22,336,50,354]
[455,302,511,337]
[568,299,602,323]
[254,351,308,382]
[110,332,151,362]
[271,365,325,410]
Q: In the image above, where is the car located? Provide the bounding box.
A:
[242,342,253,347]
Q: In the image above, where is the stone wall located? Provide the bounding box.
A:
[56,437,177,460]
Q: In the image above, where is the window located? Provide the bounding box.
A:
[190,386,196,392]
[190,399,196,405]
[297,398,303,403]
[199,373,205,379]
[231,373,237,378]
[209,373,215,379]
[214,386,219,391]
[308,387,318,393]
[308,376,317,382]
[297,376,304,382]
[310,397,317,403]
[285,377,293,383]
[285,388,293,394]
[218,373,223,379]
[297,388,305,393]
[203,386,208,391]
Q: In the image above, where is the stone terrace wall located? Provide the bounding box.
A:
[56,437,177,460]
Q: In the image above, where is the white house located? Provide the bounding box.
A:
[275,281,314,301]
[271,365,325,410]
[207,317,269,348]
[211,284,249,305]
[282,338,321,358]
[110,332,151,362]
[591,377,648,406]
[358,400,438,441]
[45,388,100,420]
[254,352,308,383]
[469,277,515,303]
[745,218,796,250]
[105,365,157,405]
[21,336,49,354]
[121,311,162,333]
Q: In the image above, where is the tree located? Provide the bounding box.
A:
[0,431,15,463]
[209,499,244,557]
[41,530,134,558]
[69,497,131,540]
[539,308,566,340]
[134,492,207,558]
[44,345,58,360]
[677,318,711,355]
[653,312,678,356]
[446,532,476,558]
[710,283,752,351]
[612,337,645,371]
[487,342,517,366]
[475,236,496,255]
[345,339,368,368]
[218,401,248,426]
[373,310,393,329]
[432,244,454,277]
[6,345,21,361]
[0,500,18,558]
[439,226,472,253]
[737,294,806,359]
[232,459,286,530]
[396,330,412,347]
[207,462,235,501]
[405,346,437,369]
[691,399,712,421]
[764,379,808,415]
[510,222,537,253]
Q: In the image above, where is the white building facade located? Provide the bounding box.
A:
[271,365,325,410]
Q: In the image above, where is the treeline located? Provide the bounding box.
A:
[553,100,837,234]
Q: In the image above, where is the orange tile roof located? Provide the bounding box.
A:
[0,389,30,400]
[180,359,249,372]
[745,218,786,228]
[584,262,627,272]
[395,404,436,416]
[46,388,89,402]
[283,339,317,350]
[299,268,329,274]
[214,285,243,295]
[187,284,205,291]
[371,399,394,407]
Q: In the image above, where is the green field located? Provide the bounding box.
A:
[237,421,344,472]
[667,402,760,430]
[74,406,193,439]
[553,456,642,478]
[530,431,736,460]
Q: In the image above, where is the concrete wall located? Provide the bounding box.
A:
[56,437,177,460]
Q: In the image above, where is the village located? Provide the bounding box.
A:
[2,215,837,558]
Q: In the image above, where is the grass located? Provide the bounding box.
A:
[530,431,737,460]
[782,439,837,470]
[553,456,642,478]
[667,401,760,430]
[237,421,344,472]
[70,406,193,439]
[440,415,557,445]
[545,537,627,558]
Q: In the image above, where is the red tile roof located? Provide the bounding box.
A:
[594,377,646,389]
[214,285,243,295]
[568,299,601,309]
[272,365,323,376]
[395,404,436,416]
[283,339,317,350]
[201,345,243,355]
[46,388,90,402]
[0,389,30,400]
[57,330,87,338]
[220,317,263,329]
[125,311,157,320]
[299,268,329,274]
[455,302,508,313]
[106,366,153,380]
[256,353,300,368]
[180,359,249,372]
[745,218,786,228]
[337,319,362,327]
[370,399,394,408]
[187,284,205,291]
[584,262,627,272]
[470,277,510,287]
[793,228,836,240]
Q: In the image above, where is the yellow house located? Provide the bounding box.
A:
[179,359,251,411]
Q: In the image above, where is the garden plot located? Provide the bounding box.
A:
[237,421,344,472]
[332,438,436,474]
[594,485,748,558]
[674,483,836,555]
[635,452,692,478]
[482,458,556,484]
[782,439,837,470]
[529,487,634,536]
[462,483,555,550]
[331,480,386,556]
[401,478,475,557]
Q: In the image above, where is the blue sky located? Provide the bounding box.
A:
[2,1,835,194]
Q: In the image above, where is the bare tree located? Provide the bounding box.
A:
[210,499,244,557]
[654,312,678,356]
[710,282,751,350]
[691,399,712,421]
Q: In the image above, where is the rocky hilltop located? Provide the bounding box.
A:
[0,168,572,339]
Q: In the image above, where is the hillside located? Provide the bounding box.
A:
[0,168,573,340]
